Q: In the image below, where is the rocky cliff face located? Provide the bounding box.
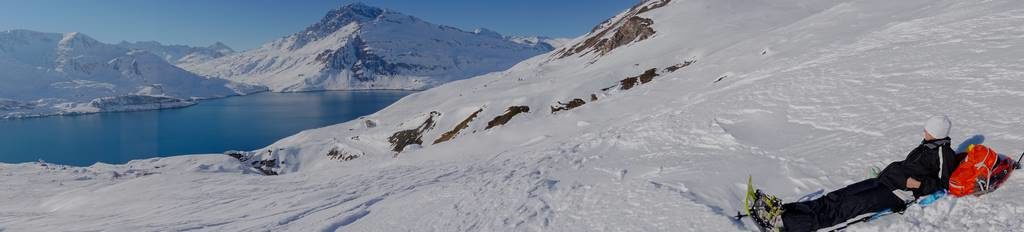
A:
[557,0,670,58]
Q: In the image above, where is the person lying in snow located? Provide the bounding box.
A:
[750,116,959,232]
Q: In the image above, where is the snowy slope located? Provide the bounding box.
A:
[183,3,553,92]
[117,40,235,67]
[4,0,1024,231]
[0,30,265,118]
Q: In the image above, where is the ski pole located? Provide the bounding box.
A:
[1011,151,1019,169]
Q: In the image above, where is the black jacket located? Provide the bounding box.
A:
[878,137,958,197]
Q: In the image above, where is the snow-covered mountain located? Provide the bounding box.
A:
[5,0,1024,231]
[183,3,554,92]
[507,35,572,51]
[0,30,265,118]
[117,40,235,66]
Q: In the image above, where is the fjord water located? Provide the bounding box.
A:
[0,91,411,166]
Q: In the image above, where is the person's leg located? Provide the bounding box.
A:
[780,178,904,232]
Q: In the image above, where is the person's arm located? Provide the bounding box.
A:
[904,148,946,196]
[914,175,940,195]
[878,161,911,190]
[881,146,934,190]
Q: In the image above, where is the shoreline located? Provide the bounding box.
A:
[0,89,421,121]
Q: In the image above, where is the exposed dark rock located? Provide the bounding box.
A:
[714,75,728,83]
[315,36,426,82]
[608,16,655,50]
[620,68,659,90]
[252,159,277,169]
[591,94,599,101]
[561,16,655,58]
[291,3,385,49]
[635,0,672,14]
[665,60,696,73]
[226,152,245,161]
[551,99,587,113]
[637,68,658,84]
[486,106,530,130]
[88,95,187,109]
[364,119,377,128]
[314,49,336,63]
[557,0,669,58]
[110,169,158,179]
[327,147,361,161]
[388,111,440,152]
[434,109,483,144]
[224,151,279,175]
[620,77,638,90]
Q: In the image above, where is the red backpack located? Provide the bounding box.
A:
[948,144,1019,197]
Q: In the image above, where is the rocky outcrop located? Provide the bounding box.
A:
[557,0,671,58]
[88,95,189,109]
[434,109,483,144]
[327,147,361,161]
[553,60,693,115]
[291,3,384,49]
[551,99,586,113]
[315,36,425,82]
[619,68,659,90]
[486,106,530,130]
[224,150,280,175]
[388,111,440,152]
[665,60,695,73]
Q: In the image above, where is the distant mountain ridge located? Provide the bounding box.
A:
[183,3,559,92]
[0,29,264,118]
[117,40,235,66]
[506,35,572,51]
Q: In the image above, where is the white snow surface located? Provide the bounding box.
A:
[4,0,1024,231]
[0,30,265,118]
[183,3,553,92]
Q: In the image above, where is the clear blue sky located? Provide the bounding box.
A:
[0,0,637,50]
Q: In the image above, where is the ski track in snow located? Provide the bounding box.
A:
[4,0,1024,231]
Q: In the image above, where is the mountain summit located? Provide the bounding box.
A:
[294,2,385,47]
[184,3,554,92]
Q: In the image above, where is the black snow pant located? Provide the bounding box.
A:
[780,178,905,232]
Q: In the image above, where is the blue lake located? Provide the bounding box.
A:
[0,91,412,166]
